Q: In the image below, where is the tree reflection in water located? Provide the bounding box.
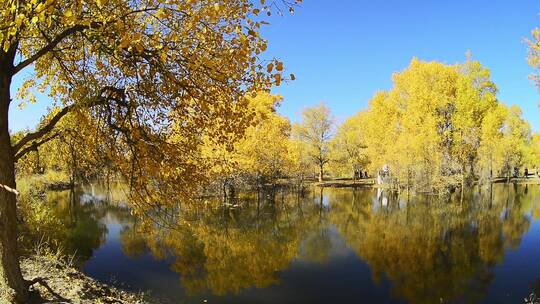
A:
[44,182,133,263]
[119,190,325,295]
[329,184,538,304]
[48,183,540,303]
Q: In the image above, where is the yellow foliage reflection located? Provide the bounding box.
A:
[112,185,540,303]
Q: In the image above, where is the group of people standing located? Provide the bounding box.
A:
[355,170,369,179]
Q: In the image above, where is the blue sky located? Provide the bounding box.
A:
[264,0,540,129]
[9,0,540,132]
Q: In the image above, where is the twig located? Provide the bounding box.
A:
[27,277,71,303]
[0,183,19,196]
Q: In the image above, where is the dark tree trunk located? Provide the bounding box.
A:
[0,68,28,303]
[318,165,323,182]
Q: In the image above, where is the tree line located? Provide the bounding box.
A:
[16,57,540,198]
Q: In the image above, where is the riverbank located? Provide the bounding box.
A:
[21,254,149,303]
[314,176,540,189]
[491,176,540,184]
[315,178,376,188]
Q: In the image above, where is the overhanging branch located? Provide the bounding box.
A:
[12,7,159,76]
[14,133,59,162]
[12,104,74,155]
[12,86,126,158]
[12,24,92,75]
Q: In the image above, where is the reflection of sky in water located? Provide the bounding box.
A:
[60,184,540,304]
[486,219,540,303]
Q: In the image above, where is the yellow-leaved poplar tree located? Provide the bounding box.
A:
[293,102,334,182]
[478,104,531,181]
[200,92,292,196]
[359,57,521,192]
[235,93,292,187]
[329,112,368,179]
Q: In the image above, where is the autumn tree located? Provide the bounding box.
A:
[362,59,461,190]
[359,58,512,192]
[523,133,540,173]
[451,55,498,184]
[329,112,368,179]
[235,93,292,187]
[523,23,540,176]
[200,92,292,197]
[15,108,106,183]
[527,26,540,90]
[293,102,334,182]
[286,138,315,192]
[478,104,531,181]
[0,0,297,301]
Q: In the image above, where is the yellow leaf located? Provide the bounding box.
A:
[132,32,142,42]
[155,8,167,19]
[274,73,281,86]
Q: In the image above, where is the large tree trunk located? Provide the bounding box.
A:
[0,68,28,303]
[318,165,323,182]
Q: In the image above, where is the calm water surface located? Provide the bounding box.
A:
[46,183,540,303]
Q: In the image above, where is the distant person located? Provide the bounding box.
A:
[525,168,529,179]
[364,171,368,178]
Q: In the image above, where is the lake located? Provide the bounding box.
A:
[44,183,540,304]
